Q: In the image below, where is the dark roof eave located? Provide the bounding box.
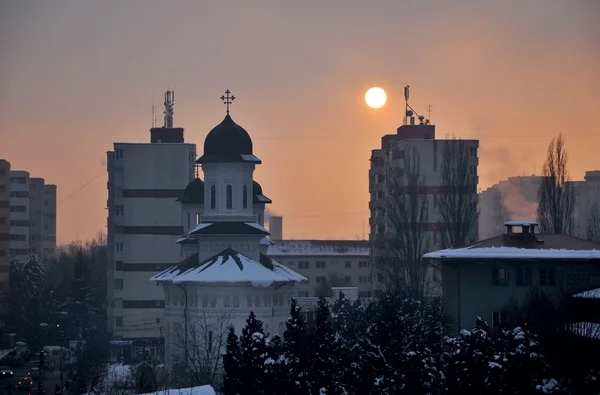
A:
[196,154,262,164]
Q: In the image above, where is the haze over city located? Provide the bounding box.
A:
[1,0,598,244]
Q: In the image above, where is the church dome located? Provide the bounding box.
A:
[177,177,204,204]
[197,115,255,163]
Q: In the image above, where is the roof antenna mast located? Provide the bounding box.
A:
[164,90,175,128]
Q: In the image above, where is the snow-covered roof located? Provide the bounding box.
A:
[139,385,216,395]
[260,237,275,246]
[568,322,600,340]
[189,221,269,236]
[504,220,538,227]
[267,240,370,256]
[423,246,600,260]
[150,248,306,287]
[572,288,600,299]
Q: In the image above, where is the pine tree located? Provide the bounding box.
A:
[307,298,347,395]
[283,298,310,394]
[264,335,288,394]
[238,312,268,394]
[444,317,495,395]
[222,327,242,395]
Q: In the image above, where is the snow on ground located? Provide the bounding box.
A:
[138,385,216,395]
[102,363,132,388]
[424,246,600,260]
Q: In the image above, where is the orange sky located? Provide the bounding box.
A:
[1,0,599,244]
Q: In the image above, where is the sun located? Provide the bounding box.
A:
[365,87,387,109]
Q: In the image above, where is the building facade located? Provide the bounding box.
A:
[0,160,11,307]
[106,91,196,350]
[28,178,58,261]
[151,94,305,371]
[368,95,479,296]
[424,221,600,333]
[267,239,372,297]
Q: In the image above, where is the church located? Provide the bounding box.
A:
[150,91,306,371]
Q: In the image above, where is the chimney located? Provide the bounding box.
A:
[269,216,283,241]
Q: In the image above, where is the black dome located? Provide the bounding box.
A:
[197,115,255,163]
[253,180,263,196]
[177,178,204,204]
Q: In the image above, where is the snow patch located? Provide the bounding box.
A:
[424,246,600,260]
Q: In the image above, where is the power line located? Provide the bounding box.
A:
[58,171,104,206]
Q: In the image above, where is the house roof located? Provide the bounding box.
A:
[189,221,269,236]
[267,239,370,257]
[150,247,306,286]
[423,233,600,260]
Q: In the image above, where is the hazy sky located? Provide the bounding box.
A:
[1,0,599,244]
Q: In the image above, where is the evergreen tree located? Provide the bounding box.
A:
[238,312,268,394]
[283,298,310,394]
[264,335,288,394]
[222,327,242,395]
[307,298,347,395]
[444,318,495,395]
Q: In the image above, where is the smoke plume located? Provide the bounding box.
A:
[497,181,538,221]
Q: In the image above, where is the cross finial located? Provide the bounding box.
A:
[220,89,235,115]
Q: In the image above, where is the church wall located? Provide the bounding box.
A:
[201,162,256,221]
[253,203,266,226]
[181,202,203,234]
[162,282,295,371]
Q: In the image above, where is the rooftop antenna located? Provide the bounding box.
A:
[151,89,157,128]
[164,90,175,128]
[403,85,410,125]
[427,104,433,122]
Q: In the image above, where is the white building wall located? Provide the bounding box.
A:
[107,142,196,340]
[9,171,30,263]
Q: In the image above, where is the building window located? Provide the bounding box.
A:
[469,147,477,157]
[345,261,351,268]
[224,295,231,307]
[114,279,123,290]
[211,296,217,308]
[359,276,371,283]
[516,268,532,286]
[376,224,385,234]
[115,205,124,216]
[492,311,505,328]
[226,185,233,209]
[492,268,509,285]
[233,295,240,307]
[316,261,326,269]
[196,213,200,225]
[359,261,369,268]
[247,295,253,307]
[298,291,309,297]
[539,269,556,286]
[344,276,351,284]
[115,149,124,160]
[278,322,285,335]
[115,242,124,253]
[299,261,309,269]
[243,185,248,209]
[377,273,384,283]
[114,298,123,308]
[115,317,123,327]
[316,276,326,284]
[254,294,260,307]
[210,185,216,209]
[187,213,190,229]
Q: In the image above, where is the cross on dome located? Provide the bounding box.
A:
[220,89,235,114]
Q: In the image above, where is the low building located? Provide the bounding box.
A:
[266,240,372,297]
[424,220,600,333]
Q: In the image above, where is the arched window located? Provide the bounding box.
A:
[242,185,248,209]
[210,185,216,209]
[187,213,190,229]
[226,185,233,209]
[196,213,200,225]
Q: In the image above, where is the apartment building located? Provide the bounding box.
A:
[479,176,541,239]
[106,91,196,352]
[575,171,600,238]
[9,170,30,263]
[267,239,372,297]
[368,90,479,296]
[0,160,10,307]
[28,179,58,261]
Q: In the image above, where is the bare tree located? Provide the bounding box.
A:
[537,134,575,234]
[438,139,479,248]
[376,146,431,299]
[587,203,600,243]
[171,308,233,388]
[314,272,351,298]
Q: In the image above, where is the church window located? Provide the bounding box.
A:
[211,296,217,308]
[224,295,231,307]
[254,294,260,307]
[196,213,200,225]
[233,295,240,307]
[210,185,216,209]
[278,322,285,335]
[226,185,233,209]
[202,295,208,308]
[247,295,253,307]
[273,293,278,306]
[187,213,190,229]
[243,185,248,209]
[265,324,270,334]
[279,293,284,305]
